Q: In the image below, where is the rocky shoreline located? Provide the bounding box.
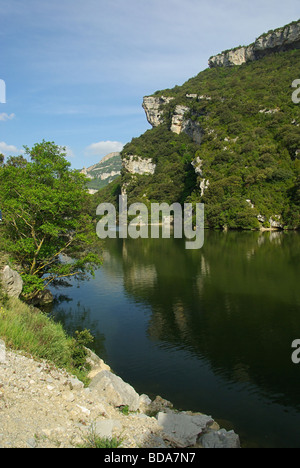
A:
[0,339,240,449]
[0,263,240,448]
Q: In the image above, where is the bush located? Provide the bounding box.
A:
[0,297,94,383]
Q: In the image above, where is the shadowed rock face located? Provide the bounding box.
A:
[209,20,300,68]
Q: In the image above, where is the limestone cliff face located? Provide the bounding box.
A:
[172,111,203,145]
[209,20,300,67]
[142,97,203,145]
[122,155,156,175]
[142,96,174,127]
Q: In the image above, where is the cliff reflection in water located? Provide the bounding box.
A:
[48,230,300,447]
[104,231,300,411]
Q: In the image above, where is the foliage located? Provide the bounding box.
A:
[114,49,300,229]
[121,126,198,205]
[69,329,94,371]
[77,432,122,449]
[91,176,122,213]
[0,296,93,383]
[119,405,130,415]
[0,141,102,300]
[84,153,122,191]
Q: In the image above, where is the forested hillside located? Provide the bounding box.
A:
[94,41,300,230]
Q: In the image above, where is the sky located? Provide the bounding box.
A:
[0,0,299,169]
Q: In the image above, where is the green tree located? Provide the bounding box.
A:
[0,141,101,301]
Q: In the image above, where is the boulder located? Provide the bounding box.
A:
[1,265,23,298]
[89,370,140,411]
[156,411,214,448]
[199,429,241,448]
[148,395,173,414]
[138,394,152,413]
[86,348,111,379]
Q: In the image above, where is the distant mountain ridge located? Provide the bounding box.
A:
[80,152,122,193]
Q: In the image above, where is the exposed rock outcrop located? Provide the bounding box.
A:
[209,20,300,67]
[192,157,204,176]
[157,411,214,448]
[89,369,141,412]
[200,429,241,448]
[123,155,156,175]
[0,266,23,298]
[170,105,190,134]
[142,98,203,144]
[142,96,174,127]
[200,179,210,197]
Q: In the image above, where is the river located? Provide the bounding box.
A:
[48,230,300,448]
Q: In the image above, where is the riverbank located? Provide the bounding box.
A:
[0,297,240,449]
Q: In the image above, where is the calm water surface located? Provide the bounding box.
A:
[49,231,300,448]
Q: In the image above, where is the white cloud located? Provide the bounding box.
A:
[0,142,23,155]
[85,141,124,158]
[0,113,15,122]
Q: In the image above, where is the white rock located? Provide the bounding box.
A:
[200,429,240,448]
[1,266,23,298]
[139,394,152,413]
[209,21,300,68]
[76,405,90,415]
[89,370,141,411]
[123,155,156,176]
[157,411,214,447]
[142,96,174,127]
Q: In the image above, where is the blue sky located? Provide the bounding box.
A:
[0,0,299,169]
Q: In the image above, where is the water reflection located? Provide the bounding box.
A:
[49,230,300,447]
[48,301,107,361]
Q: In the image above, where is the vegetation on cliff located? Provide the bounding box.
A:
[112,48,300,230]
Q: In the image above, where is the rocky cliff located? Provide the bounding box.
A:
[142,96,203,144]
[209,20,300,67]
[117,19,300,231]
[122,155,156,176]
[142,96,174,127]
[80,152,122,193]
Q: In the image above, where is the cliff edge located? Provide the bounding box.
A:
[209,20,300,67]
